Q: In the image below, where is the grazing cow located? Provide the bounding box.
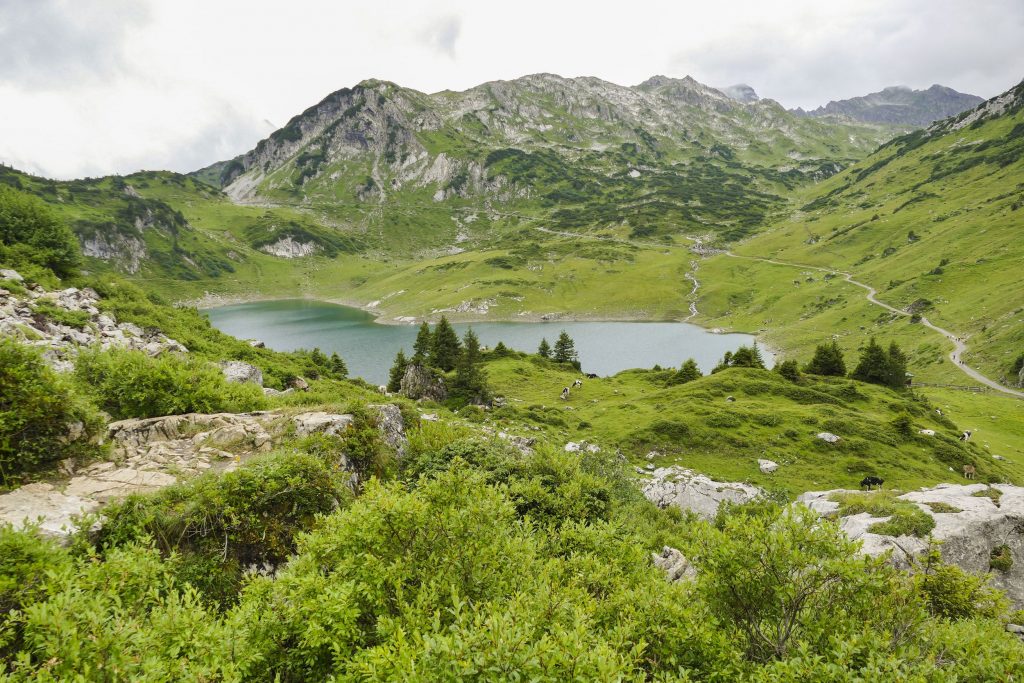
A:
[586,373,599,379]
[959,430,973,442]
[860,476,884,491]
[560,387,570,400]
[572,379,583,389]
[963,464,976,480]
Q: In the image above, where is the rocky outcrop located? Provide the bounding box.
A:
[372,404,407,458]
[794,84,983,126]
[293,412,354,437]
[799,484,1024,608]
[399,364,447,402]
[0,411,282,539]
[0,276,187,371]
[758,459,779,474]
[641,466,763,519]
[219,360,264,385]
[652,546,698,583]
[258,236,321,258]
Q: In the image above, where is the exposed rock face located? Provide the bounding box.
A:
[400,364,447,402]
[219,360,264,385]
[79,232,147,273]
[372,404,407,458]
[641,466,763,519]
[0,412,281,539]
[794,84,984,126]
[652,546,698,583]
[0,282,187,371]
[258,236,321,258]
[799,484,1024,608]
[718,84,760,103]
[293,412,354,437]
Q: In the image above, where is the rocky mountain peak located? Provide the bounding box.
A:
[719,83,760,103]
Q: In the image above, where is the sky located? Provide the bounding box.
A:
[2,0,1023,179]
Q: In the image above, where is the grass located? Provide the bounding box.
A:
[923,501,962,513]
[474,354,1022,496]
[828,490,936,538]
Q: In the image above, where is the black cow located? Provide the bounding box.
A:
[585,373,599,379]
[860,476,884,491]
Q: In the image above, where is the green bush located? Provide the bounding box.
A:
[0,185,80,277]
[990,544,1013,573]
[74,347,265,419]
[0,339,104,484]
[94,452,348,606]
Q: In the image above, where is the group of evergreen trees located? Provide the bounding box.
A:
[537,331,579,368]
[805,337,909,389]
[387,316,490,404]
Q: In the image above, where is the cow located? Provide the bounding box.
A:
[572,379,583,389]
[586,373,599,379]
[959,430,973,442]
[963,464,976,480]
[560,387,570,400]
[860,476,884,491]
[377,385,388,395]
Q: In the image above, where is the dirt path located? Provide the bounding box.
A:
[723,252,1024,399]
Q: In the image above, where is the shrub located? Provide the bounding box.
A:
[0,339,104,484]
[94,452,347,606]
[74,347,265,419]
[915,545,1008,620]
[990,545,1013,573]
[0,185,80,277]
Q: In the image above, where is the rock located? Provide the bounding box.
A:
[293,412,354,437]
[64,468,177,501]
[220,360,264,385]
[247,339,266,348]
[799,484,1024,609]
[1007,623,1024,635]
[289,376,310,392]
[816,432,841,444]
[0,483,100,537]
[758,458,779,474]
[725,396,735,402]
[564,442,581,453]
[399,364,447,402]
[372,404,407,457]
[645,450,660,460]
[0,268,24,282]
[642,466,763,519]
[919,429,936,436]
[420,413,439,421]
[652,546,698,583]
[497,431,535,455]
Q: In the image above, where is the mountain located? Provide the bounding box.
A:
[718,83,760,103]
[212,73,900,251]
[697,78,1024,382]
[795,84,984,126]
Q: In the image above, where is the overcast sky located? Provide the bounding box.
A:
[2,0,1022,179]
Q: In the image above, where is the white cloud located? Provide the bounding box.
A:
[1,0,1022,179]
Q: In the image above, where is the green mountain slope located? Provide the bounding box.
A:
[695,79,1024,385]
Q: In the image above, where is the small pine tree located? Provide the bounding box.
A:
[805,339,846,377]
[412,322,432,364]
[668,358,702,385]
[492,341,509,356]
[885,341,909,389]
[430,316,461,372]
[730,344,766,369]
[552,331,578,366]
[851,337,891,386]
[329,352,348,379]
[774,359,801,382]
[310,347,327,367]
[537,338,551,358]
[712,350,734,374]
[452,328,489,404]
[386,349,408,393]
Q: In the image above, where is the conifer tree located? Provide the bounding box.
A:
[452,328,489,403]
[774,359,801,382]
[730,344,766,369]
[851,337,891,386]
[412,322,432,364]
[329,352,348,379]
[805,339,847,376]
[885,341,909,389]
[386,349,408,393]
[669,358,702,385]
[430,315,461,372]
[552,331,578,366]
[537,338,551,358]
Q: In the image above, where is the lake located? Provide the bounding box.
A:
[203,299,768,385]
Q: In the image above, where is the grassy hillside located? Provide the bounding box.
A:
[477,354,1022,495]
[698,80,1024,384]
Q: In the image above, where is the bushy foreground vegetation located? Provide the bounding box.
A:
[1,422,1022,680]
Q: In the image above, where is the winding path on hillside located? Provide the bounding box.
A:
[723,252,1024,399]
